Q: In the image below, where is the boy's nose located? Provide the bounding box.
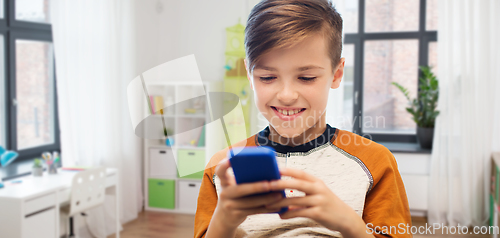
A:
[276,82,299,104]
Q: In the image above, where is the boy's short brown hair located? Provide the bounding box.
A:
[245,0,343,73]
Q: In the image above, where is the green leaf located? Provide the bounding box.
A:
[392,82,412,103]
[391,65,440,128]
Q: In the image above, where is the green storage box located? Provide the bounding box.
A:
[148,179,175,209]
[177,149,205,179]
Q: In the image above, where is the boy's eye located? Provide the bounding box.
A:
[299,77,316,81]
[259,76,276,81]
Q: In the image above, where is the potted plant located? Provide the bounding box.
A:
[32,158,44,177]
[392,66,439,149]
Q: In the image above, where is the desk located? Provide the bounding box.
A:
[0,168,120,238]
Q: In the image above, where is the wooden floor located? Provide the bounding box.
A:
[109,211,493,238]
[109,211,196,238]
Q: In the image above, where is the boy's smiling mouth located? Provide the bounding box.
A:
[271,106,306,120]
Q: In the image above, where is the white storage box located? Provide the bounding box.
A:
[178,180,201,213]
[149,147,177,178]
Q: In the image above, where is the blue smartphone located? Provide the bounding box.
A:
[228,146,288,214]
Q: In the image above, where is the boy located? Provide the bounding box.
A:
[195,0,411,237]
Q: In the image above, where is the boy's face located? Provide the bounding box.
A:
[246,33,345,139]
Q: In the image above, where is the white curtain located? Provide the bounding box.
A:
[428,0,500,226]
[51,0,142,237]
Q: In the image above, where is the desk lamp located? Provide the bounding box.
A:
[0,146,19,188]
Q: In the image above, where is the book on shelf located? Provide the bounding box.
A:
[147,95,165,115]
[149,96,156,115]
[154,96,164,114]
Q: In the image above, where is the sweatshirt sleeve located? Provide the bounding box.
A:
[362,148,412,238]
[193,165,218,238]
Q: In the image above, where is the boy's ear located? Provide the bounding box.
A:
[331,58,345,89]
[244,59,253,90]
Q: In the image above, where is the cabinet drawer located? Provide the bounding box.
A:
[177,149,205,179]
[23,207,56,238]
[150,147,177,177]
[24,193,56,216]
[148,179,175,209]
[178,181,201,213]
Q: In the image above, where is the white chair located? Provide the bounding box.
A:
[61,168,107,238]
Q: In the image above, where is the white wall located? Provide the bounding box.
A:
[134,0,162,76]
[134,0,260,81]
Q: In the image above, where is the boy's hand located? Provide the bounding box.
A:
[265,168,374,238]
[208,159,284,234]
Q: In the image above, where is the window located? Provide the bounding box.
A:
[0,35,4,147]
[1,0,59,163]
[15,0,50,24]
[342,0,438,142]
[0,0,3,19]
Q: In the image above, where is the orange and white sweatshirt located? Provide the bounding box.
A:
[194,125,412,238]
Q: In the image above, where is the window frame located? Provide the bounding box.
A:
[1,0,60,163]
[344,0,437,142]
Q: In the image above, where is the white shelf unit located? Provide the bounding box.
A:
[143,81,224,214]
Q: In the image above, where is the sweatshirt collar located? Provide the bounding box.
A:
[255,124,337,154]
